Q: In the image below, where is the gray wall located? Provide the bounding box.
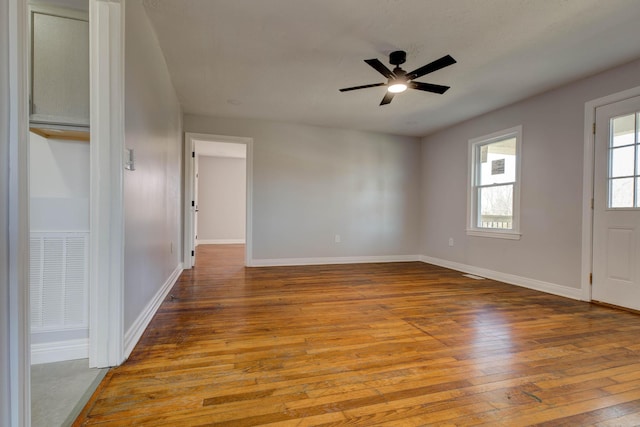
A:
[421,58,640,290]
[185,115,421,260]
[123,0,182,331]
[197,156,246,242]
[0,0,11,420]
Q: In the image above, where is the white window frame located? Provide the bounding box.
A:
[467,125,522,240]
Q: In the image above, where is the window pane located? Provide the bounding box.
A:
[612,114,635,147]
[610,178,634,208]
[610,146,635,177]
[478,137,516,185]
[637,177,640,208]
[478,184,513,229]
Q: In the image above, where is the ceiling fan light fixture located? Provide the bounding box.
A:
[388,82,408,93]
[339,51,456,105]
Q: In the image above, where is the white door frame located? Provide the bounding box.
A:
[582,85,640,302]
[89,0,125,368]
[183,133,254,268]
[7,0,30,424]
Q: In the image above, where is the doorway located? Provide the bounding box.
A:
[184,133,254,268]
[592,95,640,310]
[8,0,126,424]
[26,1,109,425]
[195,141,246,246]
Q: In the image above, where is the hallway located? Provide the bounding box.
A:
[75,245,640,425]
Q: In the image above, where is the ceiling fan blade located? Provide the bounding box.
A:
[406,55,456,80]
[364,58,395,79]
[380,92,394,105]
[339,82,386,92]
[410,81,450,94]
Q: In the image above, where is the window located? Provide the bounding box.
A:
[608,113,639,208]
[468,126,522,239]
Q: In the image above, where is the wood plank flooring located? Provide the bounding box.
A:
[75,245,640,426]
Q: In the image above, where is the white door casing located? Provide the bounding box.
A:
[88,0,125,368]
[7,0,30,424]
[183,134,195,268]
[592,95,640,310]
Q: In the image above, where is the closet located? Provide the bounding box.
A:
[29,3,90,365]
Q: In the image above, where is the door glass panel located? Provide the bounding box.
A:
[478,184,513,229]
[608,112,639,208]
[611,146,635,177]
[610,178,634,208]
[612,114,635,147]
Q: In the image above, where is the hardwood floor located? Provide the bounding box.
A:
[75,245,640,426]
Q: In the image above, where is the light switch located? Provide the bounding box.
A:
[125,148,135,171]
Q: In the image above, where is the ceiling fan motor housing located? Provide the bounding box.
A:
[389,50,407,66]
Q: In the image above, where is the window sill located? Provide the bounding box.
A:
[466,229,522,240]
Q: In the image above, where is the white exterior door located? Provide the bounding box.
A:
[592,95,640,309]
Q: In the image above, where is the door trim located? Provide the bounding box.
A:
[88,0,125,368]
[582,85,640,302]
[183,133,254,268]
[7,0,30,424]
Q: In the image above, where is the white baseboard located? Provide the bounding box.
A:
[31,339,88,365]
[124,263,183,359]
[250,254,421,267]
[419,255,582,300]
[198,239,245,245]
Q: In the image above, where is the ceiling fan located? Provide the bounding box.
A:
[339,50,456,105]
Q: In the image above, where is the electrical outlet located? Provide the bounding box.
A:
[448,237,454,247]
[334,234,341,243]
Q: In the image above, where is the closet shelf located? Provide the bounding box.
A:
[30,127,90,142]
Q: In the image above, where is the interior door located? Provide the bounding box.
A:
[592,95,640,309]
[193,153,199,263]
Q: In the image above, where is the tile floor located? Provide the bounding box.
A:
[31,359,108,427]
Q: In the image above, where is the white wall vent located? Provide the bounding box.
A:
[30,232,89,332]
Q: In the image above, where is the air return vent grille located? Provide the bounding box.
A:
[30,232,88,332]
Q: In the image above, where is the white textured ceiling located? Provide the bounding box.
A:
[143,0,640,137]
